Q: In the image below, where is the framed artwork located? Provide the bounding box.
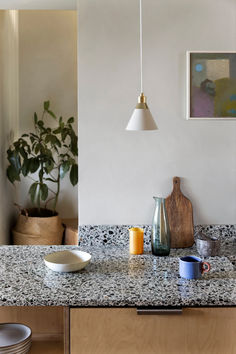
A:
[186,51,236,120]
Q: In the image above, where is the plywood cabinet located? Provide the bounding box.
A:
[0,306,66,354]
[70,307,236,354]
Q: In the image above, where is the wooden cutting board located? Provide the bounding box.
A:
[166,177,194,248]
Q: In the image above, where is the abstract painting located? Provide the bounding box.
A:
[187,52,236,119]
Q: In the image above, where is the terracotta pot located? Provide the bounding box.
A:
[12,209,64,245]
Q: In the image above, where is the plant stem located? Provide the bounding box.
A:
[53,167,60,211]
[45,196,56,209]
[38,162,44,214]
[48,172,57,182]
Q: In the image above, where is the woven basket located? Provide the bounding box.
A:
[13,209,64,245]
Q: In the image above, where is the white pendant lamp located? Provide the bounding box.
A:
[126,0,158,131]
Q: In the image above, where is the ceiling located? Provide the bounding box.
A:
[0,0,77,10]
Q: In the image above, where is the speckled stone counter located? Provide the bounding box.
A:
[79,224,236,247]
[0,227,236,307]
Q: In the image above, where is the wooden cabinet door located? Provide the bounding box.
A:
[70,307,236,354]
[0,306,66,354]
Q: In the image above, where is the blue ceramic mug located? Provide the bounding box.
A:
[179,256,210,279]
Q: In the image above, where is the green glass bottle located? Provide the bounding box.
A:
[151,197,170,256]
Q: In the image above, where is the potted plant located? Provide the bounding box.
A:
[6,101,78,245]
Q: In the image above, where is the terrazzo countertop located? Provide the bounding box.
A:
[0,227,236,307]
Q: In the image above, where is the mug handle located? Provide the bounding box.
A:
[201,261,210,274]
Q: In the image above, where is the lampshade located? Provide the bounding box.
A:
[126,93,158,131]
[126,0,158,131]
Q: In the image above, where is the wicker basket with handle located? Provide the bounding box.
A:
[12,209,64,245]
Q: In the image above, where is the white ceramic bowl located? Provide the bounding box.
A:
[0,323,31,354]
[44,250,91,272]
[1,340,31,353]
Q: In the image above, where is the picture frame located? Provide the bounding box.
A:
[186,51,236,120]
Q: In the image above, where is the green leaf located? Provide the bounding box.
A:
[50,135,57,145]
[9,151,21,173]
[32,142,37,151]
[13,141,20,149]
[21,138,28,144]
[54,137,61,148]
[37,120,44,128]
[70,164,78,186]
[68,157,75,165]
[45,134,51,144]
[44,148,53,158]
[61,128,68,142]
[29,158,40,173]
[60,161,70,179]
[39,168,44,181]
[44,101,50,110]
[67,117,74,124]
[45,177,57,183]
[70,132,78,156]
[21,159,31,177]
[29,183,38,204]
[45,159,54,174]
[35,143,41,155]
[47,109,56,119]
[22,134,28,138]
[59,153,69,159]
[40,183,48,201]
[26,144,31,154]
[7,165,20,184]
[6,148,12,160]
[34,113,38,125]
[6,166,15,183]
[19,147,27,159]
[53,127,61,134]
[45,135,61,148]
[30,133,39,139]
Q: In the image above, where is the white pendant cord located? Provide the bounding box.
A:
[126,0,158,130]
[140,0,143,93]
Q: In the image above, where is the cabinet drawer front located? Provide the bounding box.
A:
[70,308,236,354]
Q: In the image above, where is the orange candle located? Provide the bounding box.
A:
[129,227,144,255]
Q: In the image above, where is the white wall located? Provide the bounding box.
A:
[18,10,78,218]
[78,0,236,225]
[0,1,76,10]
[0,10,19,243]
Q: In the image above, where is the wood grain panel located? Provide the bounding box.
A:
[0,306,64,340]
[70,307,236,354]
[166,176,194,248]
[62,218,78,245]
[29,340,64,354]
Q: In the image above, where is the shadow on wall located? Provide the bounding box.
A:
[0,10,19,244]
[18,10,78,220]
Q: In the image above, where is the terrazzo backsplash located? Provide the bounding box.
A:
[79,225,236,247]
